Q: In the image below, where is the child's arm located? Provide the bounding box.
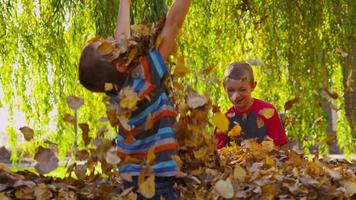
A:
[115,0,131,40]
[158,0,192,60]
[266,110,288,146]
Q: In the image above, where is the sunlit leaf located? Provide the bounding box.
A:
[131,24,150,36]
[186,90,208,109]
[339,180,356,197]
[120,87,139,110]
[144,113,154,131]
[214,179,234,199]
[233,164,247,182]
[258,108,274,119]
[105,147,121,165]
[147,146,156,165]
[228,123,241,137]
[138,175,155,199]
[212,112,229,132]
[19,127,34,141]
[173,55,190,77]
[286,150,302,167]
[34,183,52,200]
[97,41,113,55]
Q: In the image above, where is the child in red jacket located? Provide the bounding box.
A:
[214,61,288,149]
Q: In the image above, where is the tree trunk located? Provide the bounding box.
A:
[344,40,356,137]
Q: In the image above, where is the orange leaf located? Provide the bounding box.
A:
[228,123,241,137]
[144,113,154,131]
[146,146,156,165]
[97,41,113,55]
[173,55,190,77]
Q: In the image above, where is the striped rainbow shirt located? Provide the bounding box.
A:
[114,49,178,177]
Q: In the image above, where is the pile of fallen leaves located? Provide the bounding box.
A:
[1,22,356,200]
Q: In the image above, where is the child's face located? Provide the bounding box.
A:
[224,77,256,111]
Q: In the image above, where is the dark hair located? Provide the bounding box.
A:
[224,61,254,84]
[78,43,127,93]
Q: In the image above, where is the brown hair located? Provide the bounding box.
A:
[78,43,127,93]
[223,61,254,84]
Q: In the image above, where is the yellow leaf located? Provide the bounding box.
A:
[233,164,247,182]
[258,108,274,119]
[104,83,114,92]
[86,35,101,44]
[120,87,139,110]
[287,151,302,167]
[264,156,275,167]
[138,175,155,199]
[147,146,156,165]
[144,113,154,131]
[97,41,113,55]
[257,117,264,128]
[261,140,274,152]
[173,55,190,77]
[228,123,241,137]
[212,112,229,132]
[131,24,150,36]
[125,47,138,66]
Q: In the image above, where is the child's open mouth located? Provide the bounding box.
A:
[235,98,244,105]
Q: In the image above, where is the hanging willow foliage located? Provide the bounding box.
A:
[0,0,355,162]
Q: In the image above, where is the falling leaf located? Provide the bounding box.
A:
[228,123,241,137]
[155,35,163,48]
[284,97,299,111]
[144,113,154,131]
[247,59,263,66]
[97,41,113,55]
[146,146,156,165]
[66,96,84,110]
[212,112,229,132]
[199,65,215,75]
[75,163,87,180]
[124,134,136,144]
[79,123,91,146]
[86,35,101,44]
[171,155,183,169]
[186,90,208,109]
[336,48,348,57]
[312,116,323,126]
[63,114,76,124]
[125,47,138,66]
[119,115,132,131]
[257,117,264,128]
[323,88,339,99]
[120,87,139,110]
[131,24,150,36]
[34,146,59,174]
[233,164,247,182]
[105,147,121,165]
[258,108,274,119]
[104,83,114,92]
[75,149,89,161]
[173,55,190,77]
[19,127,34,141]
[214,179,234,199]
[339,179,356,197]
[138,175,155,199]
[345,70,353,92]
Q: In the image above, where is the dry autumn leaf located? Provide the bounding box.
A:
[199,65,215,75]
[66,96,84,110]
[105,147,121,165]
[146,146,156,165]
[144,113,154,131]
[19,127,34,141]
[63,114,76,124]
[247,59,263,66]
[257,117,264,128]
[120,87,139,110]
[34,146,59,175]
[339,179,356,197]
[284,97,299,111]
[228,123,241,137]
[131,24,150,36]
[173,55,190,77]
[258,108,274,119]
[97,41,114,55]
[233,164,247,182]
[138,174,155,199]
[79,123,91,146]
[214,179,234,199]
[212,112,229,132]
[186,90,208,109]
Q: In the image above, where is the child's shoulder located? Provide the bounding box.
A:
[253,98,276,110]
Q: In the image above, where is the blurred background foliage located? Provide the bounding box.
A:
[0,0,355,162]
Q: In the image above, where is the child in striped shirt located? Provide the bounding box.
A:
[78,0,191,199]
